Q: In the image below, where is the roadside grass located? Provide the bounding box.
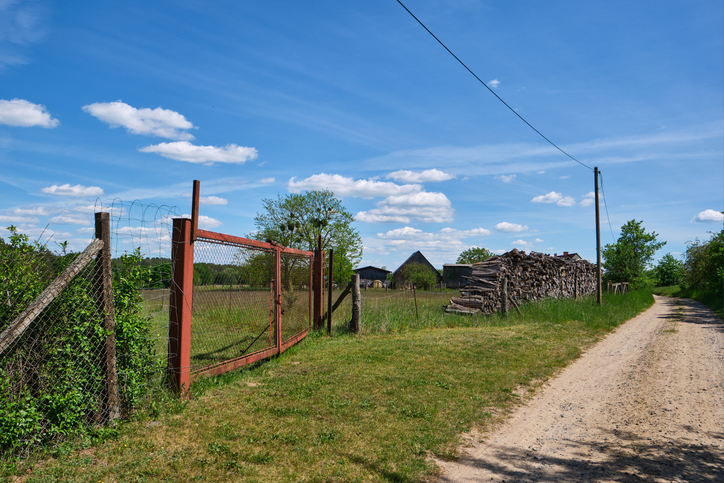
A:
[652,285,723,319]
[2,290,654,483]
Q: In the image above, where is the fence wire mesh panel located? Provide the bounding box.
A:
[191,239,277,374]
[0,201,180,456]
[279,252,312,344]
[0,241,106,454]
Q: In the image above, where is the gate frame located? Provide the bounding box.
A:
[168,221,320,393]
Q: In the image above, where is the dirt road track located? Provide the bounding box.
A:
[437,296,724,482]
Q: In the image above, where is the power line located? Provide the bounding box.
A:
[599,172,616,241]
[395,0,593,171]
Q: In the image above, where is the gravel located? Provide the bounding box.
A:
[437,295,724,482]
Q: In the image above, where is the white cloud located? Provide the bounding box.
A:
[13,206,56,216]
[495,222,528,233]
[489,79,500,88]
[76,227,95,234]
[49,215,91,225]
[692,209,724,223]
[287,173,421,198]
[511,238,543,249]
[0,99,59,128]
[259,177,275,184]
[180,214,223,229]
[357,191,454,223]
[386,169,455,183]
[530,191,575,206]
[531,191,563,203]
[82,101,195,140]
[557,196,576,207]
[496,174,516,183]
[374,226,491,257]
[139,141,258,165]
[0,214,39,224]
[41,184,104,197]
[200,196,227,205]
[580,192,595,207]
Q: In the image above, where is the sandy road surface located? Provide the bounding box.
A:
[437,296,724,482]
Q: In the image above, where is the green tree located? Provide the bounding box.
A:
[655,253,684,287]
[193,263,214,286]
[682,228,724,296]
[603,220,666,288]
[401,263,438,290]
[456,247,494,264]
[252,190,363,288]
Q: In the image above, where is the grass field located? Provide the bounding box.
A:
[1,289,655,482]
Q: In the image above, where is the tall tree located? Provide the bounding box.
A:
[603,220,665,288]
[252,190,363,287]
[655,253,684,287]
[456,247,494,264]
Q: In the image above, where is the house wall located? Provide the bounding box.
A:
[443,264,472,288]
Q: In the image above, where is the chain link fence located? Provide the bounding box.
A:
[0,201,179,456]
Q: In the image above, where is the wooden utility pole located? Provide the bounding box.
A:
[595,167,602,305]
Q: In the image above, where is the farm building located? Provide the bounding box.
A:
[354,266,391,286]
[392,251,441,288]
[442,263,472,288]
[554,251,582,261]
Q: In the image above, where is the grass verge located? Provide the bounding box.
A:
[2,290,654,483]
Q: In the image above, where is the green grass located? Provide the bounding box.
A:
[2,290,654,483]
[652,285,724,318]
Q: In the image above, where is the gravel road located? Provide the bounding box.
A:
[437,295,724,482]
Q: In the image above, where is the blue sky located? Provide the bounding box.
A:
[1,0,722,271]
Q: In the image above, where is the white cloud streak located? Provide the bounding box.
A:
[0,99,59,127]
[495,222,528,233]
[357,192,454,223]
[41,184,104,197]
[82,101,195,140]
[200,196,228,205]
[287,173,421,198]
[139,142,258,165]
[386,169,455,183]
[496,174,516,183]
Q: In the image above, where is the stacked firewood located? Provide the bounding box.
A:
[444,249,597,315]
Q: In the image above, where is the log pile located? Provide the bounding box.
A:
[444,249,597,315]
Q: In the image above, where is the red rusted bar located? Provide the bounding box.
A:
[309,253,313,329]
[195,228,312,256]
[281,328,309,352]
[190,346,278,382]
[169,218,194,395]
[190,180,200,243]
[313,244,324,330]
[274,248,282,352]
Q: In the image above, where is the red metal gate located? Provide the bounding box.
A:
[167,218,319,392]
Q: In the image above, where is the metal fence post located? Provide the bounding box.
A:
[169,218,194,394]
[274,247,282,353]
[94,212,120,420]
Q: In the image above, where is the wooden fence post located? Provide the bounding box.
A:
[95,212,120,420]
[501,276,508,317]
[327,248,334,335]
[168,218,194,395]
[350,274,360,334]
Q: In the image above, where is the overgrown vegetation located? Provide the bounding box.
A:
[0,227,159,455]
[677,228,724,316]
[456,246,494,264]
[2,289,654,482]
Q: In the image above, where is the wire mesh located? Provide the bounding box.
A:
[1,237,109,454]
[279,252,312,343]
[191,239,278,373]
[0,201,180,456]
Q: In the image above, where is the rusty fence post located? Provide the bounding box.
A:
[274,247,282,353]
[313,235,324,330]
[169,218,194,395]
[94,212,120,420]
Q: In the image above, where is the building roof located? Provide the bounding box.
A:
[354,265,391,273]
[393,250,438,276]
[554,251,582,260]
